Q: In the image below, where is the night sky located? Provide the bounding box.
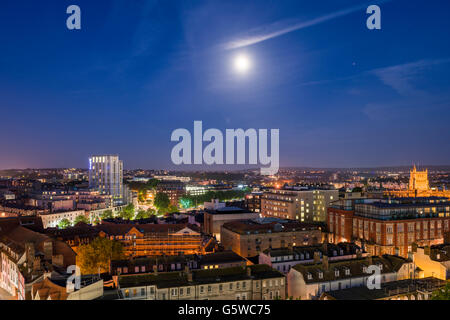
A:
[1,0,449,170]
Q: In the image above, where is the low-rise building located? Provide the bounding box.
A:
[0,216,76,300]
[413,244,450,280]
[97,221,211,257]
[320,277,446,300]
[117,264,285,300]
[287,254,414,300]
[39,210,86,229]
[110,250,247,276]
[221,218,323,258]
[203,203,260,241]
[31,275,103,300]
[259,242,366,274]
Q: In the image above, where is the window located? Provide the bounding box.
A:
[141,288,145,296]
[200,286,204,293]
[334,269,339,277]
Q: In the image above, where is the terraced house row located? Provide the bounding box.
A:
[117,264,285,300]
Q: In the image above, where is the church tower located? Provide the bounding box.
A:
[408,165,429,192]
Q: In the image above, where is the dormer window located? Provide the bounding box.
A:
[305,253,310,259]
[334,269,339,277]
[362,265,367,273]
[377,263,383,271]
[333,250,337,256]
[318,271,323,279]
[344,267,350,276]
[307,272,313,280]
[300,254,304,260]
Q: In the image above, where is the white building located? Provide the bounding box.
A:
[89,155,124,205]
[39,210,86,229]
[287,255,414,300]
[261,186,339,222]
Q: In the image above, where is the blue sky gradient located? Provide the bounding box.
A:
[0,0,449,169]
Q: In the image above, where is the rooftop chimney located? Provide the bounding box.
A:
[313,251,321,264]
[43,240,53,261]
[322,255,329,270]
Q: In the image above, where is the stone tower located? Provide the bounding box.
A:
[408,165,429,192]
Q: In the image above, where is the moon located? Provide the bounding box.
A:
[233,54,251,73]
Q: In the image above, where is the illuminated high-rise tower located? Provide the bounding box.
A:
[89,155,123,204]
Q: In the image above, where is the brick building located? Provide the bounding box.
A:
[96,221,213,257]
[328,197,450,258]
[221,217,323,257]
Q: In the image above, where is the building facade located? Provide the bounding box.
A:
[287,254,413,300]
[221,218,323,257]
[117,265,285,300]
[261,186,338,222]
[259,242,366,274]
[328,197,450,258]
[96,222,210,257]
[89,155,124,205]
[203,205,260,242]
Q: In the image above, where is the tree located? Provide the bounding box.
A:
[119,203,135,220]
[76,237,125,275]
[100,209,114,220]
[146,179,159,189]
[180,197,193,209]
[74,215,89,225]
[154,192,170,212]
[58,218,71,229]
[431,283,450,300]
[168,204,178,213]
[138,191,146,203]
[135,208,156,220]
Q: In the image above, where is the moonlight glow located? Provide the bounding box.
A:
[233,54,251,73]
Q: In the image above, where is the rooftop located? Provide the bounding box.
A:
[323,277,446,300]
[222,218,322,235]
[292,254,410,284]
[118,265,284,289]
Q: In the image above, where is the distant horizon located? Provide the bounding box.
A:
[2,163,450,172]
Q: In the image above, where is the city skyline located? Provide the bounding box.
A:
[1,0,450,170]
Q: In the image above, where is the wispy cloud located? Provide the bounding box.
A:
[371,58,450,95]
[222,1,389,50]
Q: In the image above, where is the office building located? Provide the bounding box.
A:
[261,186,338,222]
[89,155,124,205]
